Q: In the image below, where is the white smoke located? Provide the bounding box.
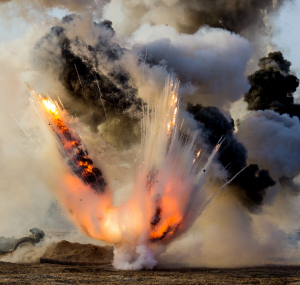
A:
[127,23,252,108]
[113,241,157,270]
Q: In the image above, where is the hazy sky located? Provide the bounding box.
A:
[271,0,300,98]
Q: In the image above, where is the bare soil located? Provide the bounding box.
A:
[42,240,113,264]
[0,241,300,284]
[1,263,300,284]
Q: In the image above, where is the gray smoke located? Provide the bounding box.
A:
[104,0,289,38]
[186,104,275,209]
[132,24,251,109]
[241,52,300,199]
[237,110,300,181]
[33,14,253,149]
[34,14,143,148]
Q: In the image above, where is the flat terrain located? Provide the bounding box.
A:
[0,263,300,284]
[1,241,300,284]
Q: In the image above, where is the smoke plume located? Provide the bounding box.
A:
[245,51,300,116]
[238,110,300,181]
[33,15,253,146]
[104,0,288,38]
[241,51,300,182]
[35,14,143,147]
[131,23,252,109]
[186,104,276,208]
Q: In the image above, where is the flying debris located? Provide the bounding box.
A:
[26,84,106,194]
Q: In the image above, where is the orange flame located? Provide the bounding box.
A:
[40,97,106,193]
[150,195,183,241]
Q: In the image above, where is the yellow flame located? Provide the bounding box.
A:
[171,93,178,105]
[172,107,178,126]
[167,91,178,135]
[167,122,171,135]
[42,99,58,115]
[193,149,201,164]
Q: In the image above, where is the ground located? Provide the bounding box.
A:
[1,263,300,284]
[1,240,300,284]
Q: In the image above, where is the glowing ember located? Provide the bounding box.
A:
[193,149,202,164]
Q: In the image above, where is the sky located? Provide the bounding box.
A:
[271,0,300,98]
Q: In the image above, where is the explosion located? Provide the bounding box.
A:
[2,0,300,273]
[25,78,229,269]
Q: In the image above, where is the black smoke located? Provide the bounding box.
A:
[245,51,300,117]
[35,14,143,146]
[187,103,276,208]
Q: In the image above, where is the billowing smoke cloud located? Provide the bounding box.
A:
[33,15,252,148]
[104,0,288,38]
[245,51,300,116]
[186,104,275,208]
[34,14,143,148]
[238,52,300,203]
[131,23,252,109]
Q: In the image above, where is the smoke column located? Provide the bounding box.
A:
[238,52,300,195]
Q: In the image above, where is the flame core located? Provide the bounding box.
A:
[26,78,223,269]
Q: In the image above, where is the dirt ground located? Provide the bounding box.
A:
[1,241,300,284]
[0,263,300,284]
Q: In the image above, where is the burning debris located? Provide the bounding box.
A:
[26,86,106,194]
